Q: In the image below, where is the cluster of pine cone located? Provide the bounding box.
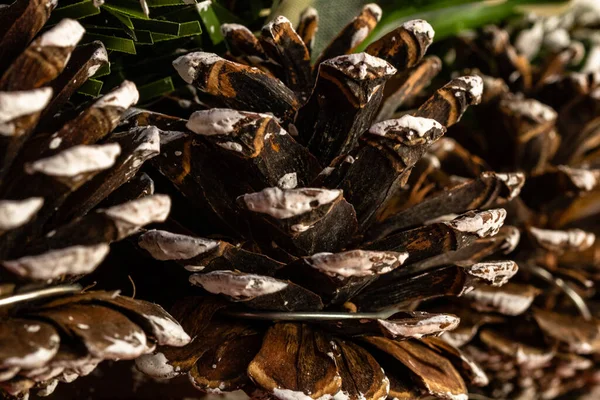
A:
[1,1,599,399]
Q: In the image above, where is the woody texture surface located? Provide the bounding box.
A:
[0,1,599,400]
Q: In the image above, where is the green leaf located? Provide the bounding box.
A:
[92,61,111,78]
[102,2,149,19]
[133,30,155,44]
[427,2,517,40]
[137,76,176,101]
[355,0,482,51]
[356,0,570,50]
[155,5,200,22]
[197,1,224,44]
[269,0,283,17]
[77,78,104,97]
[104,7,135,29]
[85,33,137,54]
[179,20,202,37]
[48,0,100,23]
[82,25,135,38]
[131,18,181,35]
[147,20,201,41]
[146,0,185,6]
[150,32,178,42]
[210,1,244,25]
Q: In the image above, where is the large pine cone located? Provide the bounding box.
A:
[0,1,190,398]
[132,5,523,400]
[413,6,600,400]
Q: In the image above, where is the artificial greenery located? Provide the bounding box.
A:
[36,0,270,102]
[13,0,567,103]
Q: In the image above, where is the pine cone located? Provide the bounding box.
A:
[409,8,600,400]
[0,290,190,398]
[131,6,523,400]
[0,0,169,282]
[0,1,190,397]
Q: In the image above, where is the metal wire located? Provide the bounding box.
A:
[223,308,399,321]
[527,263,592,321]
[0,284,82,308]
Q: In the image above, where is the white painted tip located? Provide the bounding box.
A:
[0,198,44,231]
[468,260,519,287]
[502,96,557,122]
[217,141,243,153]
[158,130,186,146]
[466,285,536,316]
[143,312,191,347]
[190,271,288,300]
[25,143,121,178]
[135,352,179,379]
[220,23,249,35]
[37,379,59,397]
[325,53,396,80]
[1,332,59,369]
[557,165,598,191]
[0,87,53,125]
[306,250,408,278]
[379,313,460,339]
[240,187,342,219]
[38,19,85,48]
[86,45,109,78]
[196,0,212,12]
[187,109,270,136]
[271,15,292,26]
[402,19,434,41]
[3,244,110,280]
[277,172,298,189]
[364,3,382,21]
[445,209,507,238]
[132,126,161,158]
[530,227,595,251]
[514,22,544,60]
[138,229,219,261]
[300,7,318,19]
[369,115,443,138]
[173,52,222,84]
[543,28,571,52]
[273,387,336,400]
[102,194,171,238]
[456,75,483,103]
[493,172,526,200]
[501,226,521,254]
[94,80,139,109]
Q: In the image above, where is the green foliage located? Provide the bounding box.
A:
[357,0,569,51]
[44,0,268,103]
[44,0,567,103]
[273,0,567,60]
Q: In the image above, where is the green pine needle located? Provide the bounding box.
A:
[137,76,176,101]
[78,78,104,97]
